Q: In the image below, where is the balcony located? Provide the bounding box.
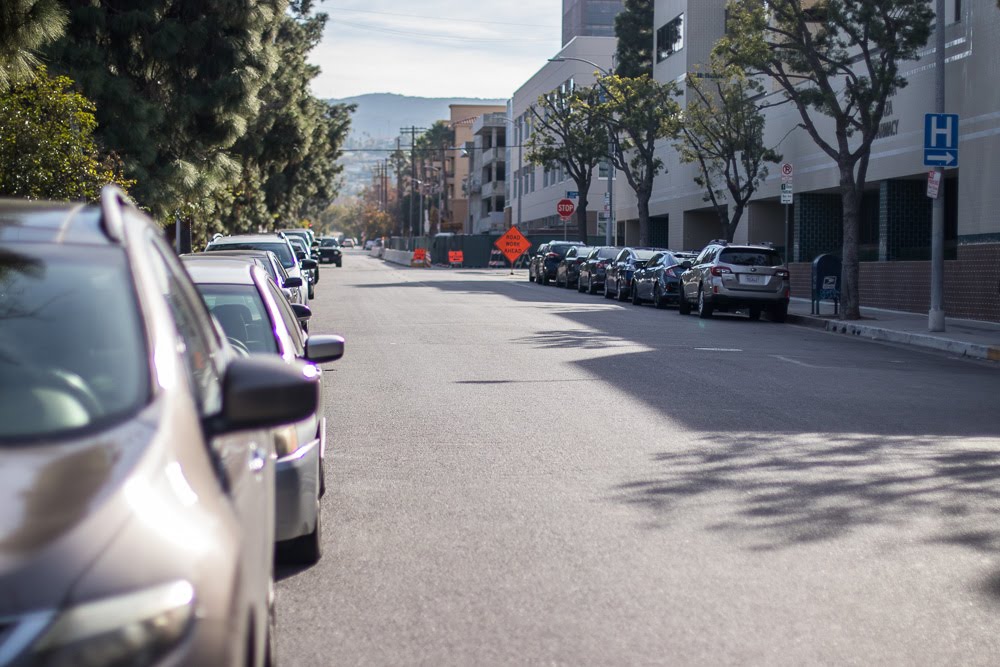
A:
[465,179,481,195]
[482,147,505,166]
[481,179,505,199]
[475,212,506,233]
[472,112,508,136]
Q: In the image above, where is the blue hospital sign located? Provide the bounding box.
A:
[924,113,959,167]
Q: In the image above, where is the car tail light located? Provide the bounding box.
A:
[775,269,790,278]
[665,265,680,278]
[575,258,585,264]
[710,266,732,276]
[597,261,607,269]
[546,252,560,259]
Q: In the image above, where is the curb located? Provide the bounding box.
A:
[787,314,1000,362]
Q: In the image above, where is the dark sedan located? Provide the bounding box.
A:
[577,246,621,294]
[530,241,583,285]
[604,247,667,301]
[555,245,593,288]
[630,251,695,308]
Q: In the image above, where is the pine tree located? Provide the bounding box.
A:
[0,0,66,88]
[614,0,653,77]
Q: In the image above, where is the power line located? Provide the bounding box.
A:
[333,18,553,44]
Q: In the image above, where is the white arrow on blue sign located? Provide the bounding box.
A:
[924,113,959,167]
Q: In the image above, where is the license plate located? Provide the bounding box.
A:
[739,274,766,285]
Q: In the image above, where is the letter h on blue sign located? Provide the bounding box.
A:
[923,113,959,167]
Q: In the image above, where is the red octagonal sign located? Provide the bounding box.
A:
[556,198,576,219]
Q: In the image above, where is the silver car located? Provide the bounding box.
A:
[206,234,314,307]
[183,256,345,565]
[185,248,305,306]
[0,188,319,665]
[679,241,790,321]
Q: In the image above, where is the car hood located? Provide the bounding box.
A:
[0,413,156,616]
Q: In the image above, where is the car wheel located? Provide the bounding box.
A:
[577,277,586,292]
[770,303,788,323]
[748,307,762,321]
[308,284,315,300]
[528,268,535,282]
[654,284,667,309]
[264,579,277,667]
[697,286,713,319]
[284,494,322,565]
[336,260,341,267]
[604,280,613,299]
[631,282,642,305]
[617,280,629,302]
[587,277,597,294]
[540,271,548,285]
[678,290,692,315]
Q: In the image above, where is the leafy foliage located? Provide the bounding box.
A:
[527,85,609,241]
[0,0,66,88]
[593,74,681,246]
[0,67,132,201]
[679,57,781,242]
[614,0,653,77]
[717,0,934,319]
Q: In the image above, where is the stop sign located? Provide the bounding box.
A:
[556,198,576,219]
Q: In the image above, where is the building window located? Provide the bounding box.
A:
[656,14,684,63]
[599,161,609,179]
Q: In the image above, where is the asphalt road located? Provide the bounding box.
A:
[278,250,1000,665]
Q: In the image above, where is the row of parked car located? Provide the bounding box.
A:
[0,188,343,665]
[528,239,790,322]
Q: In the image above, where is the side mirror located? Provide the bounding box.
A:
[300,258,317,270]
[283,276,303,288]
[305,334,345,364]
[295,250,306,260]
[291,303,312,321]
[213,357,318,433]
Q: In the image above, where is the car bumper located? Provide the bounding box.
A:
[708,292,789,309]
[275,436,320,542]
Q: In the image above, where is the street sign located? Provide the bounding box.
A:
[780,183,793,193]
[448,250,464,264]
[924,113,959,167]
[566,191,579,199]
[412,248,426,262]
[556,198,576,220]
[781,191,793,205]
[495,227,532,265]
[781,162,793,178]
[927,170,942,199]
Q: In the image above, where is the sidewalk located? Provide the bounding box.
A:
[786,298,1000,363]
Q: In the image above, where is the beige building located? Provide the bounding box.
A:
[446,104,505,233]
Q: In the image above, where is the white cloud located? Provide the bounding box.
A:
[310,0,563,99]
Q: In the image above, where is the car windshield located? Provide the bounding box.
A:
[208,241,295,269]
[597,248,619,259]
[196,283,279,355]
[634,249,661,260]
[0,245,149,440]
[321,239,339,247]
[720,249,783,267]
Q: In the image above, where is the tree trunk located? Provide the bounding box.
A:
[839,165,861,320]
[637,186,651,246]
[576,196,588,242]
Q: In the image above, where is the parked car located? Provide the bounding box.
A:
[530,240,584,285]
[678,241,790,321]
[604,247,667,301]
[0,187,321,666]
[182,255,346,564]
[287,235,319,297]
[630,250,697,308]
[205,233,315,307]
[341,238,355,248]
[279,227,316,253]
[364,239,375,250]
[189,248,306,306]
[318,237,343,266]
[555,245,594,289]
[577,246,622,294]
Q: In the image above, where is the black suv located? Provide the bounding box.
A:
[529,241,584,285]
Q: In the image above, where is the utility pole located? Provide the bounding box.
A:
[395,138,403,237]
[929,0,946,332]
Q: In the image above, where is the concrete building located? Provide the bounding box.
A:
[507,36,617,240]
[562,0,625,46]
[467,112,508,234]
[446,104,505,233]
[613,0,998,321]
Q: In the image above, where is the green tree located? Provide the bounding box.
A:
[0,0,66,88]
[679,57,782,242]
[614,0,653,77]
[0,67,132,201]
[48,0,284,223]
[718,0,934,319]
[594,74,682,246]
[414,121,453,234]
[527,85,609,242]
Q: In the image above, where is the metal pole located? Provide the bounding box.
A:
[605,153,614,246]
[517,118,523,228]
[929,0,946,332]
[784,201,792,266]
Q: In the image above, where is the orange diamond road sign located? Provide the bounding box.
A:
[495,227,532,265]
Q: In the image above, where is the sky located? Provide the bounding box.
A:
[309,1,563,100]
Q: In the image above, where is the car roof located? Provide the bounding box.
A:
[0,200,111,246]
[181,256,259,285]
[210,234,287,244]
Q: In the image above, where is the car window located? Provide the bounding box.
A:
[720,249,783,266]
[266,280,305,357]
[645,253,663,266]
[615,249,628,262]
[208,241,295,269]
[321,239,339,247]
[0,244,150,439]
[147,235,224,416]
[634,249,660,261]
[196,283,280,355]
[598,248,619,259]
[565,248,577,259]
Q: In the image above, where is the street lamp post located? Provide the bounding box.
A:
[548,56,615,247]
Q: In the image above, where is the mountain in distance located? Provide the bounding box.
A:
[330,93,507,146]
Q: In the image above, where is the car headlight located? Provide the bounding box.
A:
[30,581,194,667]
[274,424,299,458]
